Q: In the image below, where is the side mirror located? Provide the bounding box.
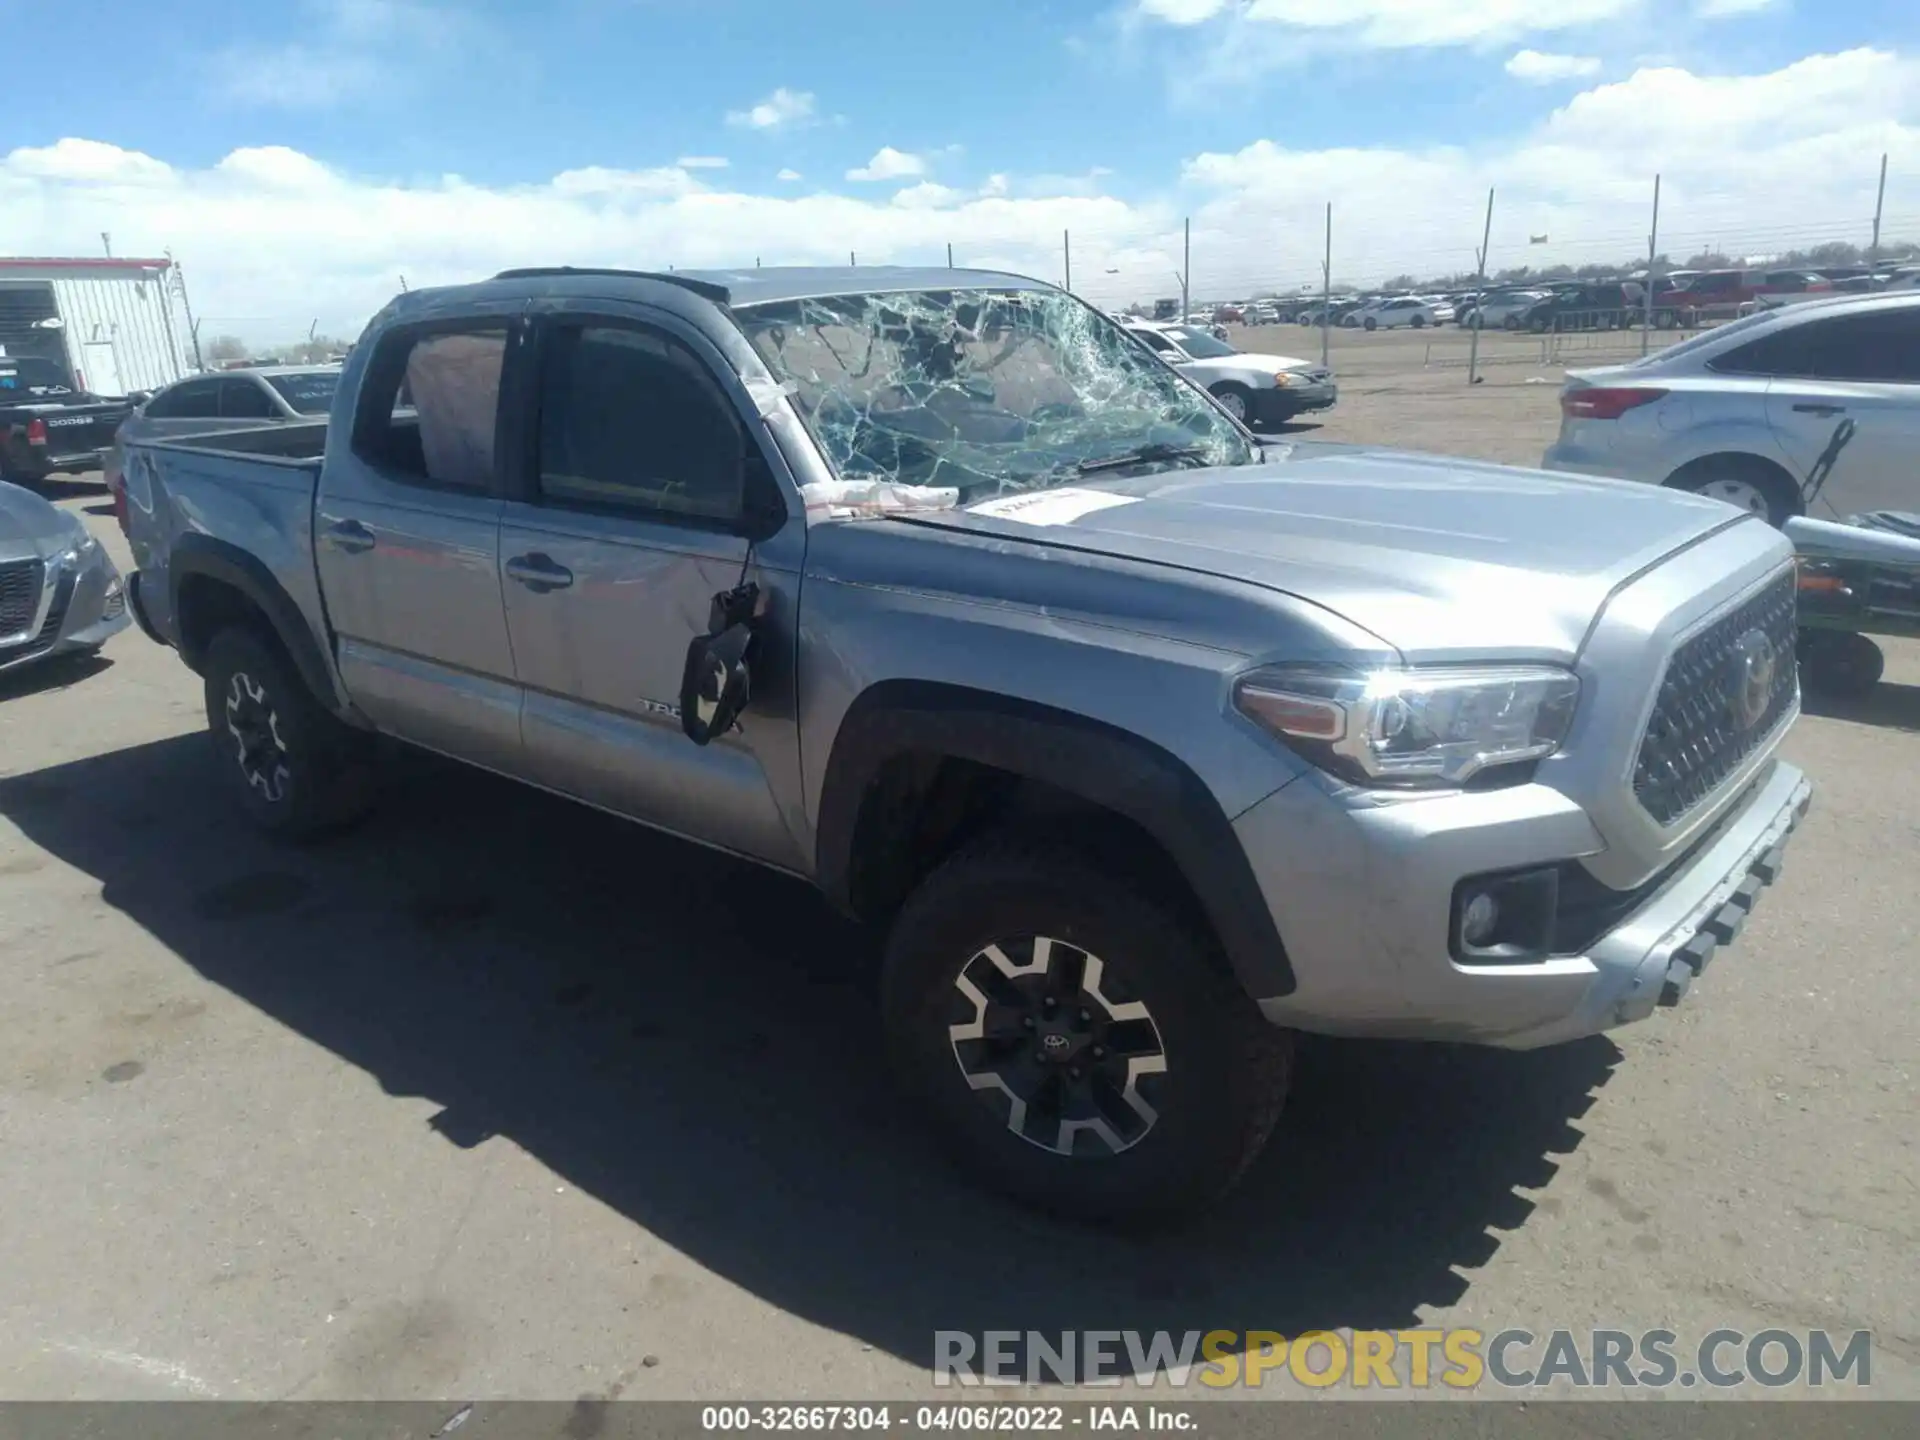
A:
[679,582,760,746]
[127,390,153,406]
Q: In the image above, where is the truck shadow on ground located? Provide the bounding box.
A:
[0,734,1621,1367]
[1801,679,1920,735]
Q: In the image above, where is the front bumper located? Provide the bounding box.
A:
[0,543,131,673]
[1253,382,1337,422]
[1233,757,1811,1049]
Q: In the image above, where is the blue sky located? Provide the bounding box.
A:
[28,0,1913,194]
[5,0,1916,339]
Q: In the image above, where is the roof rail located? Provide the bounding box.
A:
[490,267,731,304]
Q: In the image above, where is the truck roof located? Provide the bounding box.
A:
[470,264,1052,311]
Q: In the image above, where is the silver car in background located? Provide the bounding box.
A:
[0,481,129,675]
[1542,293,1920,525]
[105,366,342,489]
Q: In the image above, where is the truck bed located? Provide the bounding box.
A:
[144,418,330,463]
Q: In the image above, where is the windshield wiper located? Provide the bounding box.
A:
[1076,442,1209,474]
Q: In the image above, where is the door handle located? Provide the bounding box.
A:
[323,519,376,554]
[1793,403,1847,416]
[505,552,574,593]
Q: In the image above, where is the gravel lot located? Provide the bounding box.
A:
[2,330,1915,1404]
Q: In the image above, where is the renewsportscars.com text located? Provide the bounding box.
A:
[932,1328,1874,1390]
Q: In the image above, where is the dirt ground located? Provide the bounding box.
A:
[1,334,1915,1407]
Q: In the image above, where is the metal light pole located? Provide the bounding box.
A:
[1869,153,1888,267]
[1467,187,1494,385]
[1182,217,1191,320]
[1641,174,1660,356]
[1063,229,1071,292]
[1320,202,1332,370]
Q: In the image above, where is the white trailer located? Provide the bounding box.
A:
[0,256,194,397]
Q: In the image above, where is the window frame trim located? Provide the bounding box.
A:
[151,376,224,421]
[1708,309,1920,384]
[217,376,279,421]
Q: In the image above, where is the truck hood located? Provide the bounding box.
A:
[922,445,1747,662]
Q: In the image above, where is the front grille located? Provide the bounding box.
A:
[0,558,45,636]
[0,568,69,667]
[1633,570,1797,826]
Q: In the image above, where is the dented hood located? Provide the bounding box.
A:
[913,445,1749,663]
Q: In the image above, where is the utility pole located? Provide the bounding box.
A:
[1063,229,1071,292]
[1467,187,1494,386]
[850,251,856,267]
[1182,217,1191,320]
[947,242,954,267]
[398,274,409,292]
[100,232,113,259]
[1641,173,1660,356]
[1869,152,1888,267]
[1320,202,1332,370]
[168,254,205,372]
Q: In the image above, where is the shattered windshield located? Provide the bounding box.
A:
[734,287,1256,500]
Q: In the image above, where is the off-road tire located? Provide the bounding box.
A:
[881,837,1293,1225]
[1798,631,1884,700]
[202,626,374,839]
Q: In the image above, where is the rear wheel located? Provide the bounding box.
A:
[1362,316,1377,332]
[1410,313,1426,329]
[202,627,375,839]
[1665,454,1799,528]
[882,839,1293,1224]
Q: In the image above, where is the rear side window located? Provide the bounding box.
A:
[219,379,277,419]
[1715,309,1920,382]
[145,379,221,419]
[534,323,750,525]
[352,326,509,491]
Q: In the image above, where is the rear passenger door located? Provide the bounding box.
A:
[314,313,525,771]
[498,308,806,870]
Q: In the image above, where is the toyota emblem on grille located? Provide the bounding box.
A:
[1729,628,1778,731]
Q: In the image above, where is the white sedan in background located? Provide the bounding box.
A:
[1343,296,1441,330]
[1541,292,1920,526]
[1122,320,1338,426]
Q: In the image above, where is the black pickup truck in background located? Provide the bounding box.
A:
[0,355,140,489]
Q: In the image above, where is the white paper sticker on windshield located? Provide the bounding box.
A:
[966,488,1141,527]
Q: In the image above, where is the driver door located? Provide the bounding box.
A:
[498,307,807,870]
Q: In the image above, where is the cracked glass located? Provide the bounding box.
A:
[734,288,1257,509]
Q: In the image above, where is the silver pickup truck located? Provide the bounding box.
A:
[117,265,1812,1222]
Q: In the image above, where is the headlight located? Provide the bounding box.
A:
[1233,664,1580,788]
[1271,371,1295,387]
[54,516,99,567]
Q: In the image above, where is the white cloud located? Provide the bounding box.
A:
[5,50,1911,344]
[1132,0,1640,52]
[846,147,927,182]
[1696,0,1778,14]
[1506,49,1603,83]
[776,167,803,181]
[725,87,817,131]
[676,156,729,170]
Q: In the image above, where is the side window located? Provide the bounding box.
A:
[219,379,277,419]
[535,323,751,526]
[1718,311,1920,382]
[147,379,221,419]
[352,326,508,491]
[1136,332,1175,354]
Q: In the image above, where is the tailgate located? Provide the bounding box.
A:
[32,404,128,456]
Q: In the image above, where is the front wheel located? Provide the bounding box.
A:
[1798,631,1884,699]
[202,627,375,839]
[882,839,1293,1225]
[1362,316,1377,331]
[1209,383,1253,423]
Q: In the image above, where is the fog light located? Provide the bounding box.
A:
[1451,866,1560,964]
[1460,891,1500,946]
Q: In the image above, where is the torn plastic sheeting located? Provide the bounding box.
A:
[742,375,798,418]
[801,478,959,523]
